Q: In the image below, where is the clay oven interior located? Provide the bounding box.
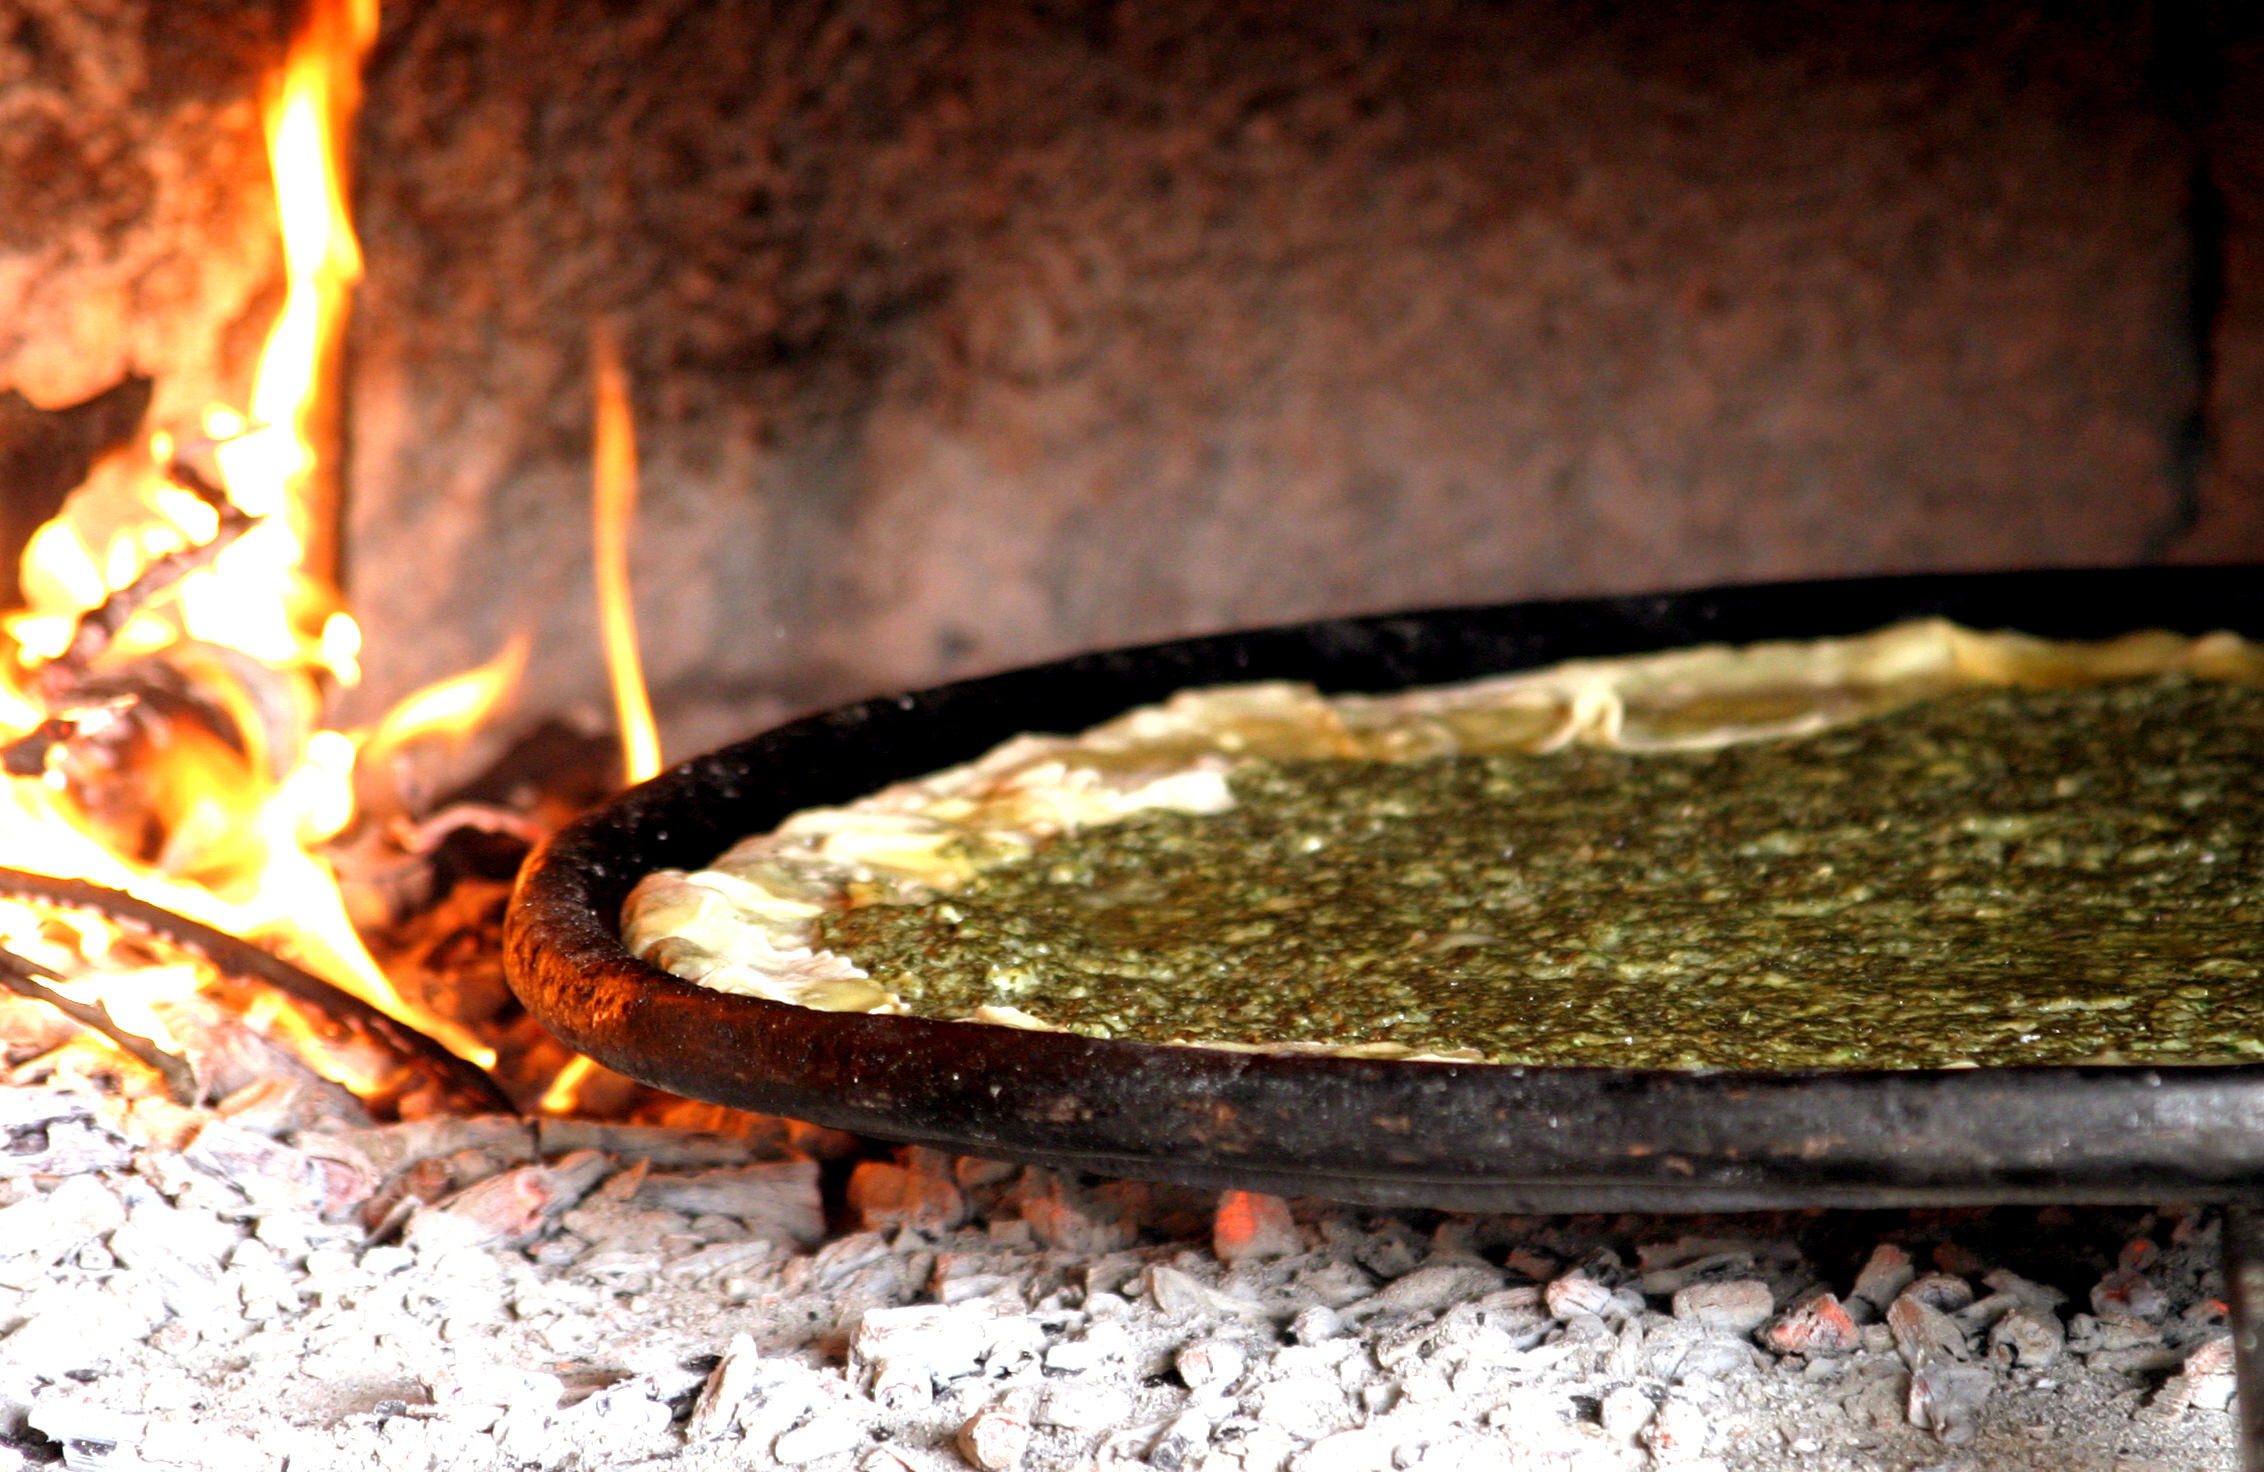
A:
[2,0,2259,772]
[2,7,2264,1464]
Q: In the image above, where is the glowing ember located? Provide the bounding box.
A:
[593,325,662,786]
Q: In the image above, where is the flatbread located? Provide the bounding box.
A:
[622,619,2264,1067]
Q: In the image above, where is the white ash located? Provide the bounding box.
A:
[0,1084,2236,1470]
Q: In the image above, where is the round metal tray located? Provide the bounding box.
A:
[505,565,2264,1212]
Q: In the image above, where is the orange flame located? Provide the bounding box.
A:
[593,325,661,785]
[214,0,374,533]
[0,0,496,1076]
[360,634,529,776]
[538,1053,601,1115]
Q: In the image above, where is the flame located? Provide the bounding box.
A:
[201,0,375,669]
[592,326,661,785]
[64,965,202,1057]
[538,1053,600,1115]
[360,634,528,775]
[237,982,399,1098]
[0,903,199,1054]
[213,0,374,531]
[0,0,499,1080]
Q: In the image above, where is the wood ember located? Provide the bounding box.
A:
[1600,1382,1659,1445]
[1758,1291,1858,1356]
[956,1396,1032,1470]
[1908,1360,1996,1445]
[149,998,370,1126]
[1013,1169,1136,1256]
[181,1120,372,1221]
[535,1118,803,1168]
[1887,1289,1972,1368]
[627,1161,824,1246]
[2176,1335,2240,1412]
[1036,1379,1132,1430]
[2094,1264,2171,1318]
[0,1090,132,1178]
[401,1151,611,1252]
[1543,1270,1616,1321]
[1346,1261,1506,1325]
[1173,1336,1246,1392]
[369,880,520,1029]
[1671,1279,1775,1335]
[685,1331,761,1440]
[1904,1270,1977,1314]
[1213,1189,1302,1265]
[773,1410,866,1465]
[1644,1395,1713,1463]
[1144,1404,1210,1470]
[323,1115,536,1179]
[850,1150,969,1235]
[1848,1241,1916,1319]
[210,1074,369,1138]
[1988,1304,2067,1367]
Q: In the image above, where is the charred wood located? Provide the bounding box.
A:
[0,945,197,1105]
[0,867,512,1114]
[47,456,258,675]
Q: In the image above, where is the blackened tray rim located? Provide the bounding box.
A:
[504,564,2264,1209]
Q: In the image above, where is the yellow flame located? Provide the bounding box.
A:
[538,1053,600,1115]
[212,0,372,533]
[318,611,362,684]
[21,522,104,614]
[159,0,470,1060]
[0,903,189,1055]
[592,326,661,785]
[49,963,203,1055]
[192,0,373,672]
[0,0,502,1077]
[361,634,528,774]
[289,730,358,843]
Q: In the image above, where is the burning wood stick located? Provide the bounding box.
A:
[48,459,260,674]
[0,461,265,784]
[0,866,514,1114]
[0,946,199,1105]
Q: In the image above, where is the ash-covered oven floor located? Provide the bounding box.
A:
[0,1076,2238,1472]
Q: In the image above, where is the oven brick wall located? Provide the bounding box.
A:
[337,0,2264,754]
[4,0,2261,761]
